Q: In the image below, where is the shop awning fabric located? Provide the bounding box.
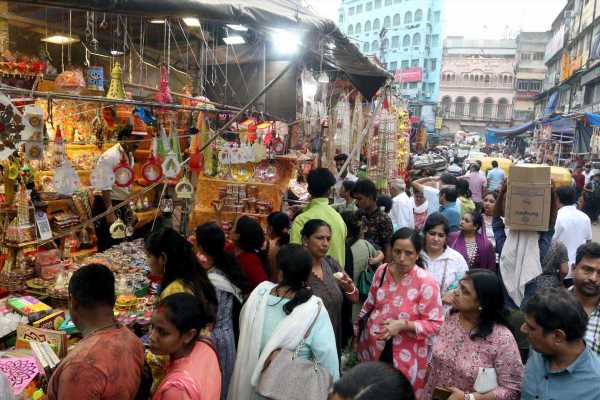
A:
[486,121,535,138]
[8,0,391,98]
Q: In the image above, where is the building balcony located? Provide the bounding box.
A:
[440,80,514,90]
[440,102,513,122]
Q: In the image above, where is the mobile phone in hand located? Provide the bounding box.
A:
[432,387,452,400]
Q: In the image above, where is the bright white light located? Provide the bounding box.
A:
[318,71,329,83]
[183,17,201,27]
[41,35,80,45]
[150,19,165,24]
[223,35,245,45]
[271,30,301,55]
[110,50,125,56]
[227,24,248,32]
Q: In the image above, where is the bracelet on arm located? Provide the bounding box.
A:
[345,286,357,295]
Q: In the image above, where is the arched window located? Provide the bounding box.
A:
[355,23,362,34]
[372,40,379,50]
[403,34,411,47]
[469,97,480,118]
[404,11,412,24]
[384,16,391,28]
[483,98,494,119]
[373,18,381,31]
[415,9,423,22]
[363,42,370,53]
[498,98,509,120]
[365,20,372,31]
[455,96,466,116]
[382,38,389,49]
[412,33,421,46]
[392,36,400,48]
[393,14,401,26]
[348,25,354,35]
[442,96,452,115]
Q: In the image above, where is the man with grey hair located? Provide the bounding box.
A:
[389,179,414,231]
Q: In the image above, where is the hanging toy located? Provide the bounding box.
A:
[106,62,127,100]
[113,155,134,188]
[154,64,173,105]
[109,217,127,239]
[175,175,194,199]
[141,137,163,184]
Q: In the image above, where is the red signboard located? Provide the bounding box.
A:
[394,67,423,83]
[516,91,539,99]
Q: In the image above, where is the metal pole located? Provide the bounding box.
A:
[197,56,298,154]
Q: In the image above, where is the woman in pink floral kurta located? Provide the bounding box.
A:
[354,229,443,400]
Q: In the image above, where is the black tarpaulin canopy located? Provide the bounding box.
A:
[8,0,391,98]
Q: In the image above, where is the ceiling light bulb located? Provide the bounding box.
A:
[110,50,125,56]
[150,19,165,24]
[223,35,245,45]
[41,35,80,45]
[183,17,201,27]
[227,24,248,32]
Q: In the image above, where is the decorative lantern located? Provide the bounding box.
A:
[154,65,173,105]
[113,157,134,188]
[106,62,126,99]
[175,175,194,199]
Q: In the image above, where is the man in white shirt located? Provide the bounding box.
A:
[554,186,592,276]
[389,179,414,231]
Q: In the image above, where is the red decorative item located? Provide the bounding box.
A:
[154,65,173,105]
[141,154,163,184]
[113,157,134,188]
[189,151,203,172]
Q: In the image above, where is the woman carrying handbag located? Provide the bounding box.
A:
[228,244,339,400]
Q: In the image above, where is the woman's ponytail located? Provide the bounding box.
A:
[276,244,314,315]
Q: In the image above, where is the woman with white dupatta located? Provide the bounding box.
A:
[227,244,339,400]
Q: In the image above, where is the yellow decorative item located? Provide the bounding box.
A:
[109,218,127,239]
[175,176,194,199]
[106,63,126,100]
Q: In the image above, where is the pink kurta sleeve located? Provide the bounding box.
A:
[490,329,523,400]
[412,273,443,339]
[353,265,384,337]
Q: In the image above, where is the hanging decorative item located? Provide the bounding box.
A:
[52,161,81,196]
[162,150,181,179]
[333,93,351,155]
[141,138,163,183]
[188,124,204,173]
[54,68,86,94]
[156,125,170,159]
[20,105,44,161]
[86,66,105,92]
[106,62,127,99]
[90,162,115,191]
[109,218,127,239]
[113,156,134,188]
[16,184,29,226]
[175,175,194,199]
[154,64,173,105]
[52,126,65,167]
[0,93,24,160]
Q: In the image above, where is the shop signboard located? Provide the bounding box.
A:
[394,67,423,83]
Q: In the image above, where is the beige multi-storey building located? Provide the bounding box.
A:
[439,37,517,135]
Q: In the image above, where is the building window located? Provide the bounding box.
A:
[456,97,466,116]
[403,82,409,89]
[534,52,545,61]
[401,60,409,68]
[483,98,494,119]
[441,96,452,113]
[384,16,391,28]
[415,9,423,22]
[373,18,381,31]
[412,33,421,46]
[428,8,432,21]
[372,40,379,50]
[517,79,542,92]
[430,59,437,71]
[383,62,388,69]
[395,0,401,3]
[403,34,411,47]
[392,36,400,48]
[432,34,440,47]
[385,0,393,5]
[469,97,480,118]
[357,4,363,13]
[365,21,372,31]
[434,11,441,23]
[375,0,382,8]
[393,13,401,26]
[382,39,389,49]
[364,42,370,53]
[366,2,373,11]
[428,83,435,94]
[521,53,532,61]
[424,59,429,69]
[348,25,354,35]
[339,14,344,24]
[411,59,419,67]
[498,98,509,120]
[356,23,362,34]
[349,7,355,15]
[410,82,418,89]
[390,61,398,70]
[405,11,412,24]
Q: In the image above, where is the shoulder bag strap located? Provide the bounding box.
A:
[303,302,322,340]
[439,259,449,293]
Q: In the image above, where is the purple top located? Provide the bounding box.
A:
[448,229,496,271]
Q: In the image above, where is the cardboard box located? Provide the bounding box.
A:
[505,164,552,232]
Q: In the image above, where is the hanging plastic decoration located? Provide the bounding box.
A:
[106,62,127,99]
[350,93,364,169]
[162,150,181,179]
[52,160,81,196]
[141,138,163,183]
[90,161,116,191]
[154,64,173,105]
[52,126,65,167]
[175,175,194,199]
[113,156,134,188]
[333,93,352,155]
[109,218,127,239]
[156,124,170,159]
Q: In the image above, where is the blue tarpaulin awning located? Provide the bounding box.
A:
[486,121,535,137]
[585,112,600,127]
